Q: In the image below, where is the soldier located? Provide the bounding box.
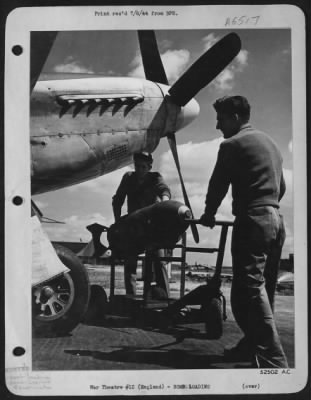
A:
[200,96,288,368]
[112,152,171,298]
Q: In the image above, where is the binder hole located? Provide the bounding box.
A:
[12,196,23,206]
[12,45,23,56]
[13,347,25,356]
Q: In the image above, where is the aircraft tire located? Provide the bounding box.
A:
[203,297,223,340]
[32,244,90,337]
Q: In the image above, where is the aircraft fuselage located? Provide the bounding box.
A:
[31,76,199,194]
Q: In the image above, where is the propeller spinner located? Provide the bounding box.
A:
[138,30,242,243]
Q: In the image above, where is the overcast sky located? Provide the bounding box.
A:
[33,29,293,265]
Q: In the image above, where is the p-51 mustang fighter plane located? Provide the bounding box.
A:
[31,30,241,335]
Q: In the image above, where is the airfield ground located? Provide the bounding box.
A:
[32,265,294,370]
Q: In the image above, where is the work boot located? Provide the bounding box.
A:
[224,337,254,362]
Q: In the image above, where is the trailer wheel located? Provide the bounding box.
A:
[32,244,90,336]
[202,297,223,340]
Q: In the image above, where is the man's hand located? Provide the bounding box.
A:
[156,195,170,203]
[199,213,216,228]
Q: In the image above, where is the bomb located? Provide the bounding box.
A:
[107,200,191,258]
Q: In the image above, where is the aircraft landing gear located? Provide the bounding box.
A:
[32,244,90,336]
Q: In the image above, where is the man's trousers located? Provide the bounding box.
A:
[231,205,288,368]
[124,249,170,297]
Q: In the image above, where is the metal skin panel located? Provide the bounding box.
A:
[31,77,147,134]
[30,77,171,194]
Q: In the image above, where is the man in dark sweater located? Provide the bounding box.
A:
[112,152,171,298]
[200,96,288,368]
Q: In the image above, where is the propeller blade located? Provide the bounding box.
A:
[137,30,168,84]
[30,31,58,92]
[167,133,200,243]
[169,32,241,106]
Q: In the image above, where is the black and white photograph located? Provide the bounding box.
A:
[4,4,308,396]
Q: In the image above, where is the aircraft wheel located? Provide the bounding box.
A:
[202,297,223,340]
[32,244,90,336]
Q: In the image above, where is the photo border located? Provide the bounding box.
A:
[3,1,310,397]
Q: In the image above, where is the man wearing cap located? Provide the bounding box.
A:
[112,152,171,298]
[200,95,288,368]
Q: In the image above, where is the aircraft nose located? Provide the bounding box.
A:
[176,98,200,131]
